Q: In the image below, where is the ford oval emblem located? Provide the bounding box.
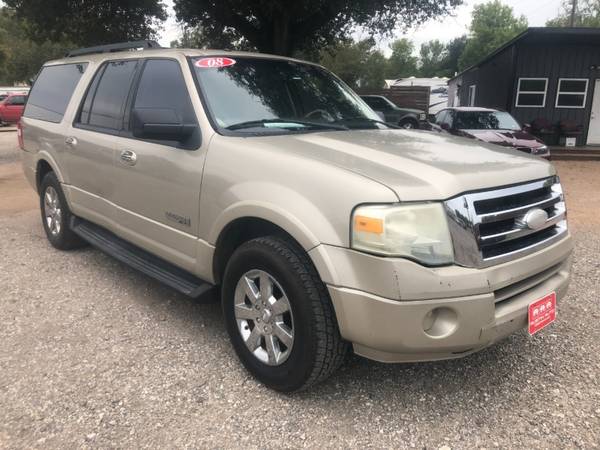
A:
[522,208,548,230]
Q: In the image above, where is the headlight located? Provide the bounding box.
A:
[418,113,426,120]
[351,203,454,265]
[534,145,549,154]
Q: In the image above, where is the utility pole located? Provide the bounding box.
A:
[570,0,578,27]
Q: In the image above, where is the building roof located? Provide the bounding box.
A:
[450,27,600,82]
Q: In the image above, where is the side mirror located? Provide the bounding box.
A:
[373,110,386,121]
[523,123,532,132]
[440,123,450,131]
[132,108,196,141]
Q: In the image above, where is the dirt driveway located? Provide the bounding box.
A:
[1,133,599,448]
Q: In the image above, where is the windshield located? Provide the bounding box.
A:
[455,111,521,131]
[191,56,384,133]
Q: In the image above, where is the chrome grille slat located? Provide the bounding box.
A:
[479,207,565,246]
[477,191,562,223]
[444,177,568,268]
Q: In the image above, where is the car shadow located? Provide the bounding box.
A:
[78,244,561,412]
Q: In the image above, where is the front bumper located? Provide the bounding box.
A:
[310,234,573,363]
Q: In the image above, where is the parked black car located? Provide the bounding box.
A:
[360,95,427,129]
[432,107,550,158]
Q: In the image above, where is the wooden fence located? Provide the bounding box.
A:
[357,86,431,113]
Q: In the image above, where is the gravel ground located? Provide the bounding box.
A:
[1,134,600,448]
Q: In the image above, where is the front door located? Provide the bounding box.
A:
[587,79,600,144]
[111,58,205,273]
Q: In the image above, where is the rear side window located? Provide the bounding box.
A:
[78,60,138,130]
[24,63,88,123]
[133,59,195,123]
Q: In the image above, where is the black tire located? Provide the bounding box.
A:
[399,118,418,129]
[222,236,348,392]
[39,172,87,250]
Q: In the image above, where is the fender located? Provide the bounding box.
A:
[208,199,325,252]
[35,151,67,186]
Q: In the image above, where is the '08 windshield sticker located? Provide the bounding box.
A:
[195,57,236,68]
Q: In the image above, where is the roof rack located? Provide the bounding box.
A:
[65,40,163,58]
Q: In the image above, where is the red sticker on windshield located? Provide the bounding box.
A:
[195,57,236,68]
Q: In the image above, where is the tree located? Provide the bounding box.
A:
[318,38,386,89]
[170,26,251,50]
[0,7,72,84]
[4,0,167,47]
[419,40,446,77]
[173,0,463,56]
[385,38,418,79]
[439,35,467,77]
[547,0,600,27]
[458,0,527,70]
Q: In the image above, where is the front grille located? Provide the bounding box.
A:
[444,177,567,268]
[494,261,563,304]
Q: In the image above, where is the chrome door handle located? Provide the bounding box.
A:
[65,136,77,146]
[120,150,137,165]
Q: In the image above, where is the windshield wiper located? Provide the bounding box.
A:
[225,119,348,131]
[337,117,399,129]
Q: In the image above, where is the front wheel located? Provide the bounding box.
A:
[222,236,348,392]
[399,118,418,129]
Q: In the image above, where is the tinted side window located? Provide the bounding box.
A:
[366,97,386,109]
[435,110,447,125]
[78,60,138,130]
[24,63,88,123]
[133,59,195,124]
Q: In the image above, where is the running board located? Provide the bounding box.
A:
[70,217,213,298]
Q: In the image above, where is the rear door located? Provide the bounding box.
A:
[110,58,205,272]
[67,59,139,228]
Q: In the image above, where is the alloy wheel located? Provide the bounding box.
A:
[233,269,295,366]
[44,186,62,236]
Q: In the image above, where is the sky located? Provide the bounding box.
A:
[158,0,566,53]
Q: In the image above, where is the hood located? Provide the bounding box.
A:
[461,129,545,149]
[244,129,555,201]
[394,107,424,115]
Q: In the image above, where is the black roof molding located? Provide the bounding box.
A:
[449,27,600,82]
[65,40,163,58]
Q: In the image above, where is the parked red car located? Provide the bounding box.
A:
[432,107,550,158]
[0,93,28,126]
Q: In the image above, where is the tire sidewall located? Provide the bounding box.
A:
[222,239,319,391]
[40,172,71,248]
[399,118,417,129]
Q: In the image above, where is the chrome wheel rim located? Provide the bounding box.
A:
[234,269,294,366]
[401,122,415,129]
[44,186,62,236]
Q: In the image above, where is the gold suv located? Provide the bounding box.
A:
[20,41,573,391]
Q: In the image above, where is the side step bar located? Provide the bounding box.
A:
[70,217,213,298]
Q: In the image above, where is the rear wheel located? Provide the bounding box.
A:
[39,172,87,250]
[222,236,347,392]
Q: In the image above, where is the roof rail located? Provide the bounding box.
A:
[65,40,163,58]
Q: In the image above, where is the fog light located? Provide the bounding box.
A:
[422,307,458,338]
